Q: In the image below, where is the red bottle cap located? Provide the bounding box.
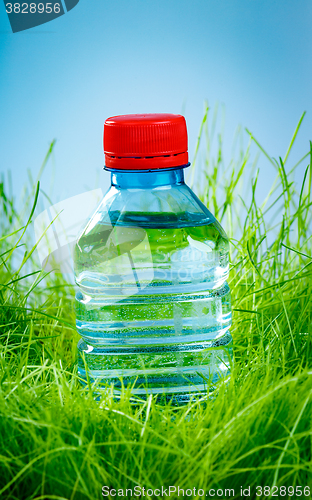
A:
[103,113,189,170]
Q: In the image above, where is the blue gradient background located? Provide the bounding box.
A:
[0,0,311,206]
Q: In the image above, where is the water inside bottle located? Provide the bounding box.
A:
[75,211,232,402]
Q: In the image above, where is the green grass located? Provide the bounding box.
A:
[0,106,312,499]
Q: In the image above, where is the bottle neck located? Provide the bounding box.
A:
[110,167,185,189]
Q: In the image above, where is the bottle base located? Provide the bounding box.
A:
[77,331,233,404]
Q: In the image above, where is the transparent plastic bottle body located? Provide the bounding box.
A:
[74,167,232,402]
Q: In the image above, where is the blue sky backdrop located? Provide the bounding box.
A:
[0,0,311,212]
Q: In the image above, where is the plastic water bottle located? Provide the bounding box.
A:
[74,114,232,403]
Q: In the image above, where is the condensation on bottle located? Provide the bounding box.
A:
[74,113,232,403]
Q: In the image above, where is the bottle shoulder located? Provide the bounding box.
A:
[74,183,230,292]
[78,183,228,239]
